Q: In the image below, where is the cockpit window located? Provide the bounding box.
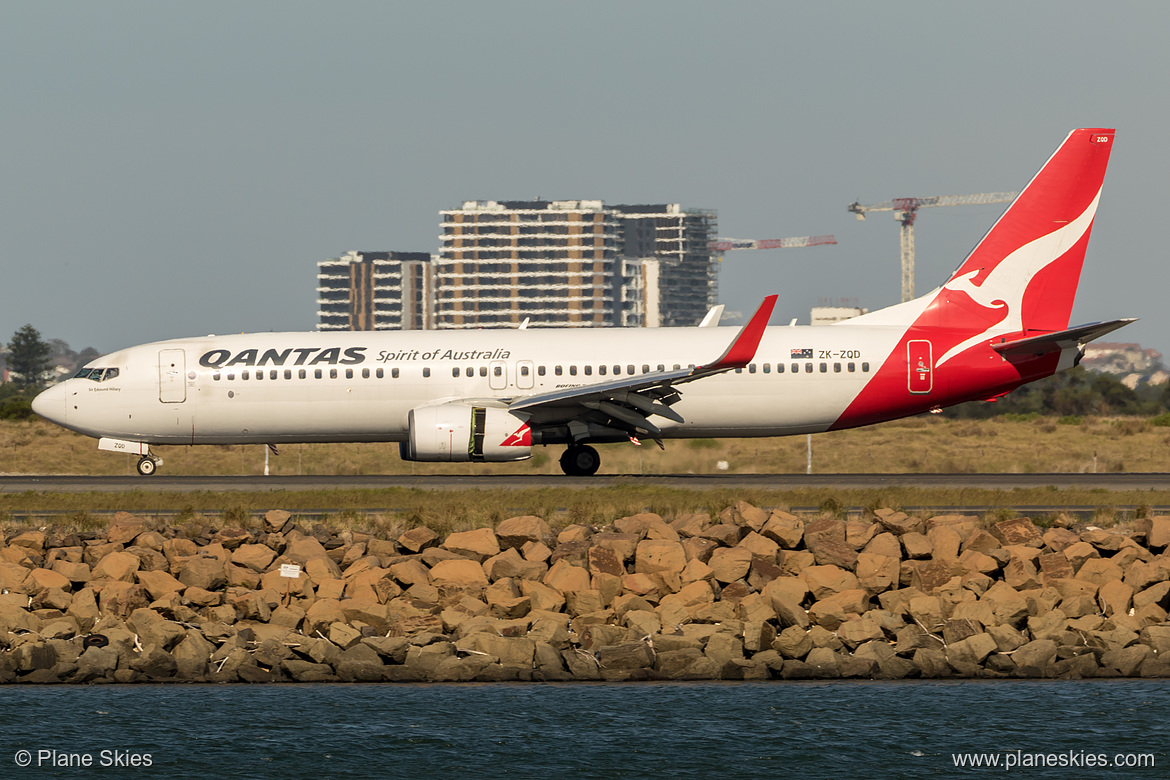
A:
[76,367,119,382]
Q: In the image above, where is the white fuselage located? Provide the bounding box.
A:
[44,322,910,446]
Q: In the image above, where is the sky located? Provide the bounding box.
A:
[3,1,1167,358]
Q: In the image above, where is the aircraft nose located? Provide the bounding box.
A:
[31,383,68,425]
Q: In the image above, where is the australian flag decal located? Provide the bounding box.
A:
[790,348,813,359]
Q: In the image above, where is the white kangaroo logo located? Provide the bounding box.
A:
[935,188,1101,367]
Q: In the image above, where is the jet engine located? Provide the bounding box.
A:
[400,403,532,462]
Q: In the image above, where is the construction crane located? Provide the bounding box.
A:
[848,193,1017,302]
[707,235,837,253]
[706,235,837,306]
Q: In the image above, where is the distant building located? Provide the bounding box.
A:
[317,251,433,331]
[1080,341,1168,388]
[433,200,716,329]
[611,204,718,328]
[317,201,716,331]
[810,306,868,326]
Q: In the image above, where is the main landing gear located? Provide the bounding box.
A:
[136,455,163,476]
[560,444,600,476]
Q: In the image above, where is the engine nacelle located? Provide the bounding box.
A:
[400,403,532,463]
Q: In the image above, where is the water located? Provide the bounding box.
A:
[1,680,1166,779]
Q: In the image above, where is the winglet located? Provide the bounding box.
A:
[701,295,777,370]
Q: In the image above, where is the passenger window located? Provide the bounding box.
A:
[777,364,784,374]
[819,363,826,373]
[584,365,592,376]
[376,368,384,379]
[256,370,263,380]
[627,364,635,375]
[805,363,813,373]
[242,370,250,380]
[452,367,460,378]
[614,365,621,375]
[270,370,278,380]
[330,369,338,379]
[213,372,221,381]
[748,364,757,374]
[285,369,293,380]
[598,365,607,376]
[673,364,681,370]
[227,373,235,381]
[493,366,502,377]
[790,363,798,373]
[569,366,577,376]
[538,366,546,376]
[642,365,650,373]
[466,366,473,377]
[392,368,400,378]
[299,369,307,379]
[362,368,369,379]
[657,364,665,372]
[862,362,870,372]
[479,367,487,377]
[735,368,743,374]
[555,365,563,376]
[848,363,855,372]
[423,367,430,378]
[521,365,530,376]
[315,369,322,379]
[763,363,771,374]
[834,363,841,373]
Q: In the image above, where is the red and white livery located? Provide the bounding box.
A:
[33,129,1131,475]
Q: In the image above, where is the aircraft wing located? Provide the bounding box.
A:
[991,318,1136,359]
[506,295,777,439]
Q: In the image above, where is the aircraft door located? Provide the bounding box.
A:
[516,360,534,390]
[907,340,933,394]
[489,360,507,390]
[159,349,187,403]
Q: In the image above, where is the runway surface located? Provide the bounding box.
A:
[4,472,1170,493]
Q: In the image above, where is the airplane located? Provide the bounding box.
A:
[33,128,1130,477]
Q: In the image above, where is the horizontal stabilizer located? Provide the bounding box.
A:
[990,318,1136,358]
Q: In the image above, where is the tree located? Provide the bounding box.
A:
[6,324,52,391]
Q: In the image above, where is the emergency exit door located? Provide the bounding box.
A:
[907,340,933,394]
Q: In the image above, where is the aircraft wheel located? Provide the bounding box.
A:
[136,456,158,476]
[560,444,601,476]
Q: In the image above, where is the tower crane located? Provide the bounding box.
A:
[848,193,1017,302]
[705,235,837,312]
[707,234,837,253]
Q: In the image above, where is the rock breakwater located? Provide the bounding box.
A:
[3,505,1170,683]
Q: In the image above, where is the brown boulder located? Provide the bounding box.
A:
[428,559,489,588]
[543,559,592,593]
[707,547,753,584]
[177,556,227,591]
[397,526,438,553]
[991,517,1044,548]
[874,508,923,536]
[135,570,186,601]
[761,511,804,549]
[231,544,277,573]
[634,540,686,576]
[808,588,869,630]
[91,551,141,583]
[443,528,501,561]
[801,565,859,600]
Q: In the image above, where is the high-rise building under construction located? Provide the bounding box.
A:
[316,200,717,330]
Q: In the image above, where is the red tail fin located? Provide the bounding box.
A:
[933,128,1114,365]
